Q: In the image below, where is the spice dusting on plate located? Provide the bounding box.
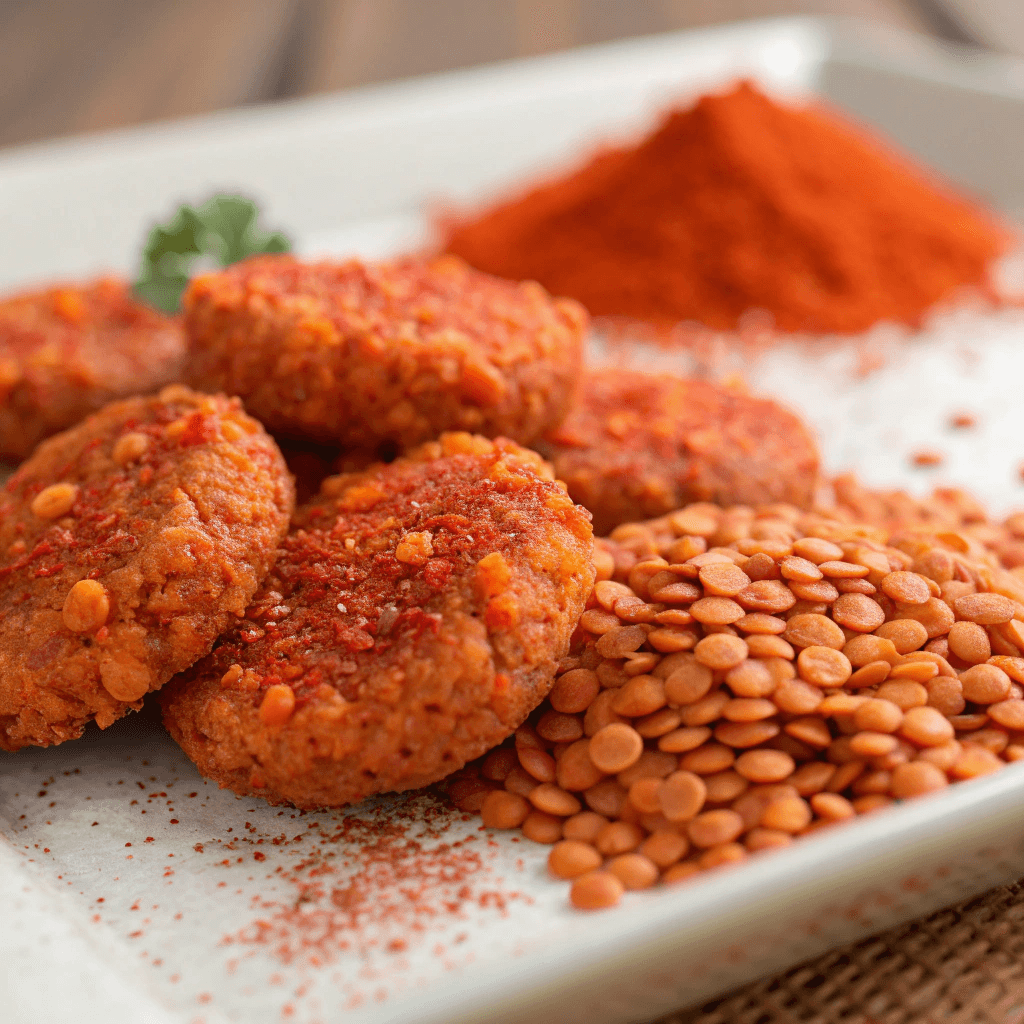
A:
[224,792,527,965]
[449,501,1024,909]
[443,82,1008,337]
[911,449,945,468]
[950,412,978,429]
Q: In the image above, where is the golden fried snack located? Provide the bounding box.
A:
[184,254,586,449]
[539,368,820,534]
[161,433,595,809]
[0,386,294,750]
[0,277,186,462]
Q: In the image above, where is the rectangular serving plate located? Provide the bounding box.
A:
[5,16,1024,1024]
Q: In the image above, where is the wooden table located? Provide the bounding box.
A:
[0,0,955,150]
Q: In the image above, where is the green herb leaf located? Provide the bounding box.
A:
[135,194,291,313]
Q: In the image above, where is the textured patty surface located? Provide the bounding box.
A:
[0,386,294,750]
[540,368,820,535]
[184,254,586,449]
[161,433,595,809]
[0,277,186,462]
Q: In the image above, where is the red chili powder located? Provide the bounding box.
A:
[224,792,526,966]
[442,81,1009,336]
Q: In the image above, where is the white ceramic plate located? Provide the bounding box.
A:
[4,17,1024,1024]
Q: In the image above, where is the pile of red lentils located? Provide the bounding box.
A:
[448,502,1024,910]
[822,473,1024,572]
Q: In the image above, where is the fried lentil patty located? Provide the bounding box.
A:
[539,368,820,535]
[161,433,595,809]
[0,277,186,463]
[0,386,294,750]
[183,254,586,449]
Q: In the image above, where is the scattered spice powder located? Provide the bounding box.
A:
[443,82,1008,337]
[225,792,527,964]
[448,501,1024,909]
[950,413,977,429]
[911,449,945,468]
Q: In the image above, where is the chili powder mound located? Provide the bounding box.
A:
[443,81,1009,336]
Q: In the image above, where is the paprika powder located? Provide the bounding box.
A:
[443,82,1008,335]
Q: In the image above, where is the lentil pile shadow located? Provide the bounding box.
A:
[161,433,595,810]
[0,277,186,462]
[448,501,1024,909]
[184,253,587,452]
[540,368,820,534]
[0,386,294,750]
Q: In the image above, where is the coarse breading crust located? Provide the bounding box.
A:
[539,368,821,535]
[161,433,595,809]
[0,386,294,751]
[0,277,187,463]
[183,254,586,449]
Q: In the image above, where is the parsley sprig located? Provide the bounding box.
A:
[135,194,290,313]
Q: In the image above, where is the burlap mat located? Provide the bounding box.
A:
[658,882,1024,1024]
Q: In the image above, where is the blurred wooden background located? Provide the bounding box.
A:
[0,0,967,151]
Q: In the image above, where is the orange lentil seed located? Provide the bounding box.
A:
[745,828,794,851]
[734,749,795,783]
[947,621,992,664]
[258,684,296,726]
[658,771,707,822]
[832,593,887,632]
[518,745,557,782]
[693,634,748,670]
[890,761,949,798]
[562,812,609,843]
[550,669,601,713]
[522,811,564,844]
[610,675,667,716]
[874,619,928,655]
[549,840,602,879]
[900,706,956,746]
[687,809,744,848]
[480,791,531,829]
[745,635,795,659]
[639,830,689,868]
[960,664,1012,704]
[810,792,855,821]
[797,646,852,688]
[607,853,660,890]
[570,871,625,910]
[699,843,747,870]
[662,862,703,885]
[760,796,812,833]
[595,821,644,856]
[955,593,1016,625]
[529,783,582,817]
[588,723,644,773]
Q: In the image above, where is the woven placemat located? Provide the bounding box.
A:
[659,882,1024,1024]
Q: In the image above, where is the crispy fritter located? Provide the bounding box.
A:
[184,254,586,449]
[0,277,186,462]
[540,368,820,535]
[161,433,595,809]
[0,386,294,750]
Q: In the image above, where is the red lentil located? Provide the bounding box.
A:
[549,840,603,879]
[570,870,625,910]
[607,853,660,890]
